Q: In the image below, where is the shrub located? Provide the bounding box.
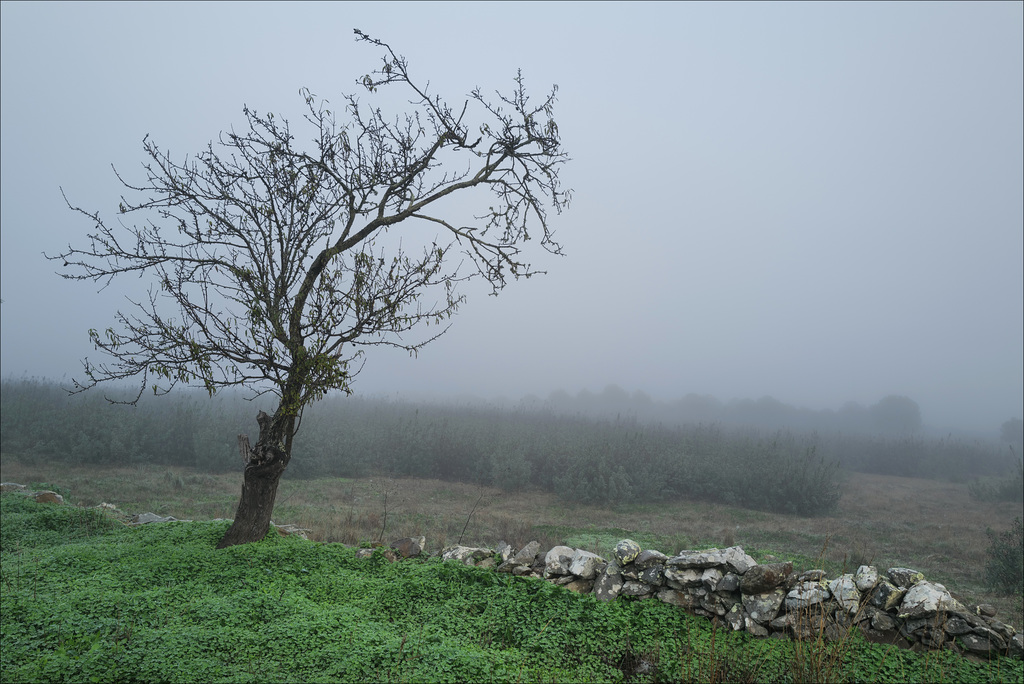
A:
[985,516,1023,594]
[968,458,1024,503]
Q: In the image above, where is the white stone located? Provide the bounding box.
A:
[664,566,703,586]
[898,581,964,619]
[544,545,576,577]
[854,565,879,592]
[828,574,861,614]
[568,549,604,579]
[786,580,830,610]
[701,567,723,592]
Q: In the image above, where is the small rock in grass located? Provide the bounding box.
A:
[391,536,426,558]
[33,491,64,505]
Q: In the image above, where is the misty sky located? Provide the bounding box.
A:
[1,2,1022,432]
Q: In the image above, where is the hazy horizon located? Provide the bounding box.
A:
[2,2,1021,434]
[0,374,1007,442]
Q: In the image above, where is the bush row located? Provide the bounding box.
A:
[2,378,1016,516]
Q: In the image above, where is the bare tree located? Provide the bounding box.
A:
[49,30,570,548]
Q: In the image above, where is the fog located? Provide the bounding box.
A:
[2,2,1021,435]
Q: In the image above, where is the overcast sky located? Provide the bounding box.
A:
[2,2,1021,432]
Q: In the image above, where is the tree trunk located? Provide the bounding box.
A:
[216,410,292,549]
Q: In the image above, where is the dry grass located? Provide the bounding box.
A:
[2,457,1020,625]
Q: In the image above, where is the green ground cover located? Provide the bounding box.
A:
[2,494,1021,683]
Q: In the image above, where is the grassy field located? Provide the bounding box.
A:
[2,487,1022,684]
[1,457,1021,629]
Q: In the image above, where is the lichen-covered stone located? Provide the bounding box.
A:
[613,539,642,565]
[982,618,1017,641]
[786,580,830,610]
[942,616,974,636]
[564,578,594,594]
[700,593,728,617]
[722,546,757,574]
[854,565,879,592]
[668,547,757,574]
[663,566,703,587]
[634,549,668,569]
[701,567,723,592]
[494,540,514,563]
[594,561,623,602]
[957,631,1006,656]
[796,569,826,583]
[441,545,493,566]
[950,610,988,630]
[667,549,722,569]
[1010,633,1024,659]
[974,603,997,618]
[718,572,741,593]
[789,612,842,642]
[919,628,946,649]
[568,549,604,579]
[898,581,964,619]
[725,604,745,631]
[828,574,861,614]
[496,559,515,573]
[871,611,897,632]
[640,565,664,587]
[740,562,793,595]
[867,580,905,611]
[742,589,786,625]
[656,588,696,608]
[901,617,932,637]
[621,580,652,597]
[745,617,769,637]
[887,567,924,589]
[852,604,875,625]
[513,541,540,564]
[832,608,853,629]
[543,545,576,577]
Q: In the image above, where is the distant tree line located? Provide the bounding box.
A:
[2,378,1019,515]
[0,377,256,472]
[534,385,932,436]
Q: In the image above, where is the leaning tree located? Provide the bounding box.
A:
[50,30,570,548]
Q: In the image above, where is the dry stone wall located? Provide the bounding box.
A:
[436,538,1023,661]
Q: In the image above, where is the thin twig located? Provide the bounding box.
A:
[457,490,485,545]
